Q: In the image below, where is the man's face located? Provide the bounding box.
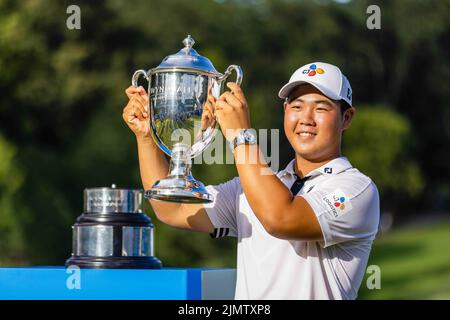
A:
[283,84,353,162]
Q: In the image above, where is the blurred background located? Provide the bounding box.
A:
[0,0,449,299]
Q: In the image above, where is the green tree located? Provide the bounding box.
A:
[343,106,424,213]
[0,135,26,264]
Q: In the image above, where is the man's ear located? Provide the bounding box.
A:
[283,101,288,112]
[342,107,355,131]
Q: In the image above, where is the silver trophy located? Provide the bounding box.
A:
[131,35,243,203]
[66,185,162,269]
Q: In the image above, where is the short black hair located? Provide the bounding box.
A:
[340,100,351,115]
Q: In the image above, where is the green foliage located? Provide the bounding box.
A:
[343,106,424,199]
[0,135,26,262]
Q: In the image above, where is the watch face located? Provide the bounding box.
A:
[243,130,257,143]
[231,129,257,150]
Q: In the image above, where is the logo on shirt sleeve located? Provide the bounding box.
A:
[322,189,352,218]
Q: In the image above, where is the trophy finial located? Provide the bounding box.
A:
[183,35,195,49]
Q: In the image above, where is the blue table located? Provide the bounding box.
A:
[0,267,236,300]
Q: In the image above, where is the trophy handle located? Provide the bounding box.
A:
[131,69,150,87]
[218,65,243,86]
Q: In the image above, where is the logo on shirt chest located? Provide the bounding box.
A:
[322,189,352,218]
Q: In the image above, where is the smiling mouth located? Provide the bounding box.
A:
[297,132,317,137]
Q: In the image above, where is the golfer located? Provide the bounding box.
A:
[122,62,380,300]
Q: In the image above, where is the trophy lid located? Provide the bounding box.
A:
[154,35,220,75]
[83,184,144,214]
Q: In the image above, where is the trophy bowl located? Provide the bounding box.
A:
[132,35,243,203]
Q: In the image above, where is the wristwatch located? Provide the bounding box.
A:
[229,129,257,150]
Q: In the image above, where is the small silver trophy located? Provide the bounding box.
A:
[132,35,243,203]
[66,185,162,269]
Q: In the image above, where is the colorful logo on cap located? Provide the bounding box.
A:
[333,195,346,210]
[302,64,325,77]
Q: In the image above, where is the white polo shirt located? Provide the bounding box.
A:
[204,157,380,300]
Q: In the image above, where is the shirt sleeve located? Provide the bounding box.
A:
[301,173,380,248]
[203,177,240,238]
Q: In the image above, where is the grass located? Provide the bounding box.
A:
[358,218,450,299]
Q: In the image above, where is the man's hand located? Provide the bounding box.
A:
[201,94,216,131]
[122,85,152,140]
[215,82,251,142]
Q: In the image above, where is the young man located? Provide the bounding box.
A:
[122,62,380,300]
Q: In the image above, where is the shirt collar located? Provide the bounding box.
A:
[277,156,353,180]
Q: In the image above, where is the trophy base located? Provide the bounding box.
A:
[65,256,162,269]
[146,175,213,204]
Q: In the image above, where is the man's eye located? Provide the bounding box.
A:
[316,107,329,111]
[291,104,302,109]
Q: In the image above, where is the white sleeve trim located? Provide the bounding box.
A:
[203,178,240,238]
